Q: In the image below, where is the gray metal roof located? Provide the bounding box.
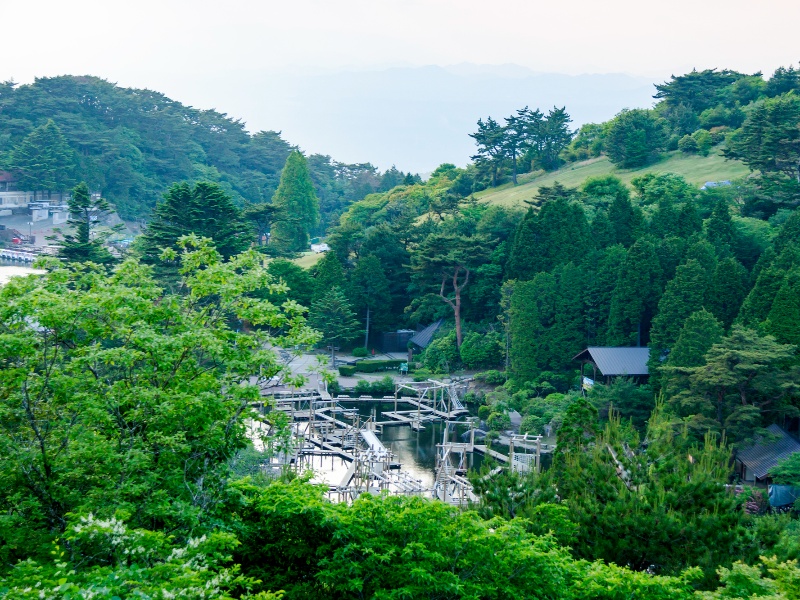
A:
[409,319,443,349]
[737,424,800,480]
[573,347,650,376]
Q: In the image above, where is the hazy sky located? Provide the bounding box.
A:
[2,0,798,169]
[4,0,797,82]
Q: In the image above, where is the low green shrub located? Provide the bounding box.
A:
[352,376,396,397]
[352,347,369,357]
[355,359,405,373]
[412,368,432,382]
[338,365,357,376]
[475,370,508,385]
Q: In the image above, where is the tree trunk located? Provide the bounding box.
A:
[511,153,518,185]
[454,290,462,348]
[364,305,370,349]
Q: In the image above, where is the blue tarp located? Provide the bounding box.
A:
[768,485,800,507]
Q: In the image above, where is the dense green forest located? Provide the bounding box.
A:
[0,76,418,225]
[3,64,800,597]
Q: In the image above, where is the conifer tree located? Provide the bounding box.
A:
[765,270,800,345]
[9,119,76,191]
[270,151,320,252]
[590,212,615,249]
[607,238,664,345]
[507,197,589,280]
[707,257,749,329]
[607,194,642,246]
[676,200,703,238]
[349,254,392,348]
[650,259,709,360]
[55,182,120,265]
[550,263,587,370]
[139,182,251,275]
[706,198,736,252]
[583,245,626,345]
[308,286,361,364]
[738,244,800,326]
[666,309,724,368]
[510,274,557,382]
[311,252,347,301]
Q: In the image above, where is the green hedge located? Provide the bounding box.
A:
[338,365,357,376]
[354,359,406,373]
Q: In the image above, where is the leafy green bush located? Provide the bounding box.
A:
[352,376,396,397]
[478,405,492,420]
[678,134,698,154]
[369,376,396,397]
[422,330,460,372]
[354,379,372,395]
[487,411,511,431]
[412,368,433,382]
[520,415,544,435]
[338,365,357,376]
[352,347,369,357]
[459,331,503,369]
[475,369,508,385]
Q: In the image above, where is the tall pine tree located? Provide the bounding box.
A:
[55,182,119,265]
[9,119,76,192]
[607,238,664,346]
[270,151,320,252]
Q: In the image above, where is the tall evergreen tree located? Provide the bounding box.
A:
[55,182,119,265]
[311,252,347,301]
[738,244,800,326]
[706,198,736,252]
[349,254,392,348]
[510,273,557,383]
[607,238,664,345]
[666,309,724,368]
[607,193,643,247]
[9,119,76,191]
[706,257,749,329]
[308,286,361,365]
[270,151,320,252]
[507,197,589,280]
[469,117,506,187]
[765,270,800,345]
[139,181,252,270]
[650,259,709,359]
[583,245,627,345]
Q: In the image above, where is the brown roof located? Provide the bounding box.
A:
[0,171,15,183]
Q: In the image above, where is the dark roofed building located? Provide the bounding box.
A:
[409,319,443,350]
[735,424,800,483]
[573,347,650,384]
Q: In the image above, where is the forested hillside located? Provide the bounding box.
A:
[0,76,417,224]
[3,64,800,598]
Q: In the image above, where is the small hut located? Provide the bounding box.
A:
[735,424,800,484]
[573,347,650,386]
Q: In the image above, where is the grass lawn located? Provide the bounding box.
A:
[475,150,751,207]
[292,251,325,269]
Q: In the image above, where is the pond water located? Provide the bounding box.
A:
[303,401,490,489]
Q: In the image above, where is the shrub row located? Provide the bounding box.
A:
[353,359,406,373]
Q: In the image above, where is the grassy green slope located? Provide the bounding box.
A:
[475,150,751,207]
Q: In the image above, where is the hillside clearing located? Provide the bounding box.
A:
[475,150,751,207]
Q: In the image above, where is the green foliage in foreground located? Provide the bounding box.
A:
[227,480,700,600]
[0,239,318,567]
